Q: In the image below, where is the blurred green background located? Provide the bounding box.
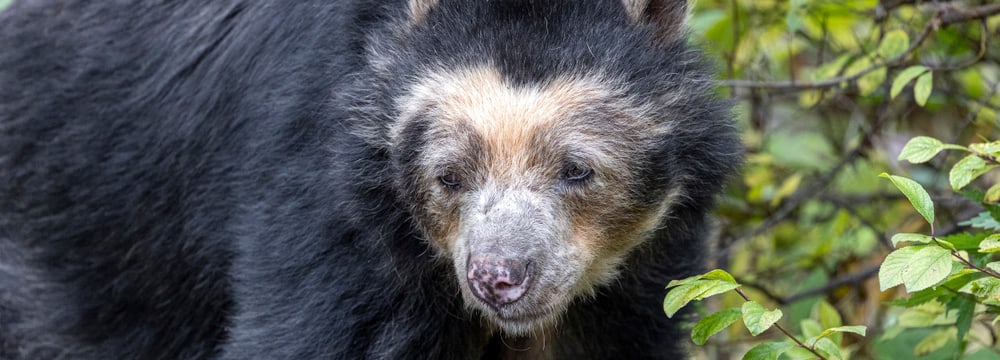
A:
[686,0,1000,358]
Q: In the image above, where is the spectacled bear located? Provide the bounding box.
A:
[0,0,741,358]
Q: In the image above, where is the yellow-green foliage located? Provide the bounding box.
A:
[673,0,1000,358]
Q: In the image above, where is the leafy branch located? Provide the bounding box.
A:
[718,3,996,91]
[878,136,1000,355]
[732,287,828,360]
[663,269,865,360]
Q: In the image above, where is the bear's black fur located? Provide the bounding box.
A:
[0,0,741,358]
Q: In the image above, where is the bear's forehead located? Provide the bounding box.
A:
[398,64,614,134]
[394,64,665,174]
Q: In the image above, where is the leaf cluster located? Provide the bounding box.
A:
[664,270,866,360]
[875,137,1000,356]
[678,0,1000,357]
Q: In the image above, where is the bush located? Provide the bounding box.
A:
[672,0,1000,358]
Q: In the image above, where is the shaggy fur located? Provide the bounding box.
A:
[0,0,741,358]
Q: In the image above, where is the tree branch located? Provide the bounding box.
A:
[939,4,1000,26]
[718,4,998,90]
[737,265,881,306]
[735,288,828,360]
[718,21,933,90]
[783,265,881,304]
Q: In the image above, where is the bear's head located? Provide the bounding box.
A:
[352,0,740,335]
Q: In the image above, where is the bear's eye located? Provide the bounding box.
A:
[438,172,462,190]
[562,164,593,183]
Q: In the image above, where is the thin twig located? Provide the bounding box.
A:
[783,265,881,304]
[938,3,1000,25]
[718,21,934,90]
[735,288,827,360]
[824,195,893,249]
[715,113,890,260]
[928,19,990,72]
[939,237,1000,279]
[718,3,999,90]
[876,0,958,20]
[737,264,881,305]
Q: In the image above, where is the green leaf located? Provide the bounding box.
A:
[950,296,975,343]
[742,301,783,336]
[897,136,963,163]
[810,54,852,82]
[959,212,1000,231]
[883,287,939,307]
[958,188,989,203]
[879,326,905,341]
[884,270,977,305]
[891,233,933,247]
[958,277,1000,306]
[880,246,921,291]
[858,66,886,96]
[689,9,726,36]
[785,0,804,33]
[814,337,843,360]
[845,57,870,77]
[959,277,1000,297]
[847,58,888,96]
[844,57,884,96]
[663,280,740,317]
[936,238,957,250]
[782,347,817,360]
[875,327,958,358]
[979,234,1000,253]
[879,173,934,224]
[898,301,946,327]
[913,72,933,106]
[800,319,823,339]
[691,307,742,345]
[902,245,954,292]
[700,269,738,283]
[943,269,980,289]
[950,154,996,190]
[985,183,1000,204]
[942,232,992,250]
[785,12,802,34]
[891,65,928,99]
[878,30,910,60]
[914,328,955,356]
[742,341,795,360]
[815,300,842,330]
[817,325,867,342]
[970,141,1000,157]
[770,172,802,207]
[666,268,737,288]
[879,246,954,292]
[665,273,703,289]
[812,300,843,344]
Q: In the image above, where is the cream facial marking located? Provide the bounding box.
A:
[408,0,441,25]
[392,64,667,183]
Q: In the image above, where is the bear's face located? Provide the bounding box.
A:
[343,0,742,337]
[388,64,682,334]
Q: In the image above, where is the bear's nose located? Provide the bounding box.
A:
[466,258,533,309]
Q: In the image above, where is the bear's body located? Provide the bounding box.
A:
[0,0,740,358]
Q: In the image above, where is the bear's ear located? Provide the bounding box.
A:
[621,0,690,45]
[409,0,440,25]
